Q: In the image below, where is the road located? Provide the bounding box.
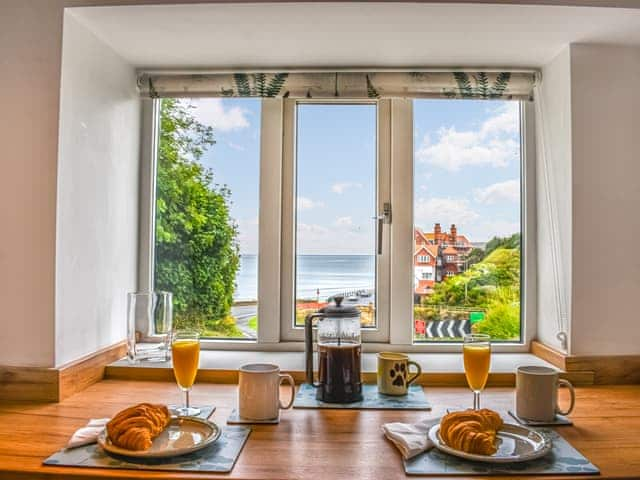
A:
[231,304,257,338]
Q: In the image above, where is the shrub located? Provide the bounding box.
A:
[475,301,520,340]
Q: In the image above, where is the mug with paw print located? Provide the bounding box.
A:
[377,352,422,395]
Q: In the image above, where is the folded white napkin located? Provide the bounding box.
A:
[382,417,441,460]
[66,418,110,449]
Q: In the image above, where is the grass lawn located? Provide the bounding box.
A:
[247,316,257,332]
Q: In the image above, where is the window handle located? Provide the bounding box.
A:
[374,202,392,255]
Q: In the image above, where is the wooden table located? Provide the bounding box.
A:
[0,380,639,479]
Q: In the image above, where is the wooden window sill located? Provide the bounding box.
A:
[106,352,563,386]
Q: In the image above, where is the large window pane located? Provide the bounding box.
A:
[294,104,377,327]
[412,100,522,342]
[154,98,261,339]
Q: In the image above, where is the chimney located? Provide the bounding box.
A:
[434,223,442,243]
[450,224,457,242]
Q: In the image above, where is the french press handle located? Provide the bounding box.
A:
[304,313,325,386]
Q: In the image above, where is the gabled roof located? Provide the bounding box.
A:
[414,244,438,258]
[442,246,458,254]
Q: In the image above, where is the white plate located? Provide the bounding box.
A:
[428,423,552,463]
[98,417,221,459]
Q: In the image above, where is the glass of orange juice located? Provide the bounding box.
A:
[171,330,201,416]
[463,333,491,410]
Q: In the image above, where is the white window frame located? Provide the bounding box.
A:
[279,98,391,343]
[138,97,536,353]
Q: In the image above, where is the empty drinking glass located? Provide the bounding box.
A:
[126,291,173,363]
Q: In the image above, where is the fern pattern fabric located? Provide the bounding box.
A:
[138,71,535,101]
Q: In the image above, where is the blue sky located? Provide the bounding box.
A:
[187,98,521,255]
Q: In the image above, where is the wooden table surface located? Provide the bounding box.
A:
[0,379,639,479]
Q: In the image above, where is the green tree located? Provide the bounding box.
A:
[421,244,521,340]
[484,233,520,257]
[154,99,240,334]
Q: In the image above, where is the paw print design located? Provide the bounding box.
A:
[389,362,406,387]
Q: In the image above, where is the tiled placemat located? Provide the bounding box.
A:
[404,429,599,476]
[43,425,250,473]
[508,410,573,426]
[227,408,280,424]
[293,383,431,410]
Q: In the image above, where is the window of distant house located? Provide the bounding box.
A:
[413,100,522,343]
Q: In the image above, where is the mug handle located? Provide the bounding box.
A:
[406,361,422,386]
[278,373,295,410]
[556,378,575,416]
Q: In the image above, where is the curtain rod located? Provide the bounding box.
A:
[138,67,541,76]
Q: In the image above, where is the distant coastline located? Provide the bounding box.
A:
[234,254,375,301]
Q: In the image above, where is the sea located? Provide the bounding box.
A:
[234,254,375,301]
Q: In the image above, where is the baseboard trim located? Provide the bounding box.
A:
[531,340,639,384]
[104,365,588,387]
[0,341,127,402]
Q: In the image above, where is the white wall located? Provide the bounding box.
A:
[536,47,573,353]
[55,12,140,366]
[0,1,63,367]
[569,44,640,356]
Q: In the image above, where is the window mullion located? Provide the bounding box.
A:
[257,99,284,344]
[389,99,414,345]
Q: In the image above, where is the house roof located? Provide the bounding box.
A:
[442,246,458,254]
[414,244,438,258]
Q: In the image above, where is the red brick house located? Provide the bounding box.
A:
[414,223,473,299]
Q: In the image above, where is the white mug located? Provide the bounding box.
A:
[239,363,295,420]
[515,365,575,422]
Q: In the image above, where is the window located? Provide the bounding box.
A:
[151,98,261,339]
[281,100,390,343]
[413,100,523,343]
[141,94,532,351]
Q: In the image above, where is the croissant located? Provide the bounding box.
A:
[439,408,503,455]
[106,403,171,451]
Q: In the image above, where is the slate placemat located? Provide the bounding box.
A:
[404,429,599,476]
[168,404,215,419]
[43,425,250,473]
[293,383,431,410]
[508,410,573,427]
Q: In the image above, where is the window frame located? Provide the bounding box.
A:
[279,98,391,343]
[138,97,536,353]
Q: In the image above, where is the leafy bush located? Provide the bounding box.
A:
[154,99,240,334]
[474,287,520,340]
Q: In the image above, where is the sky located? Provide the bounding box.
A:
[184,97,521,255]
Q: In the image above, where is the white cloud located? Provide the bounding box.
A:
[415,103,519,172]
[297,222,374,254]
[331,182,363,194]
[474,179,520,204]
[227,141,246,151]
[184,98,250,132]
[335,216,353,227]
[481,102,520,137]
[297,197,324,211]
[414,197,479,228]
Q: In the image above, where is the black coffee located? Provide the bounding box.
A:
[316,342,363,403]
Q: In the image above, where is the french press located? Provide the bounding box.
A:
[304,295,363,403]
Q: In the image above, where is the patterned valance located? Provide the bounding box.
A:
[138,71,536,101]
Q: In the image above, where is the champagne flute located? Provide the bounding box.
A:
[463,333,491,410]
[171,330,201,416]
